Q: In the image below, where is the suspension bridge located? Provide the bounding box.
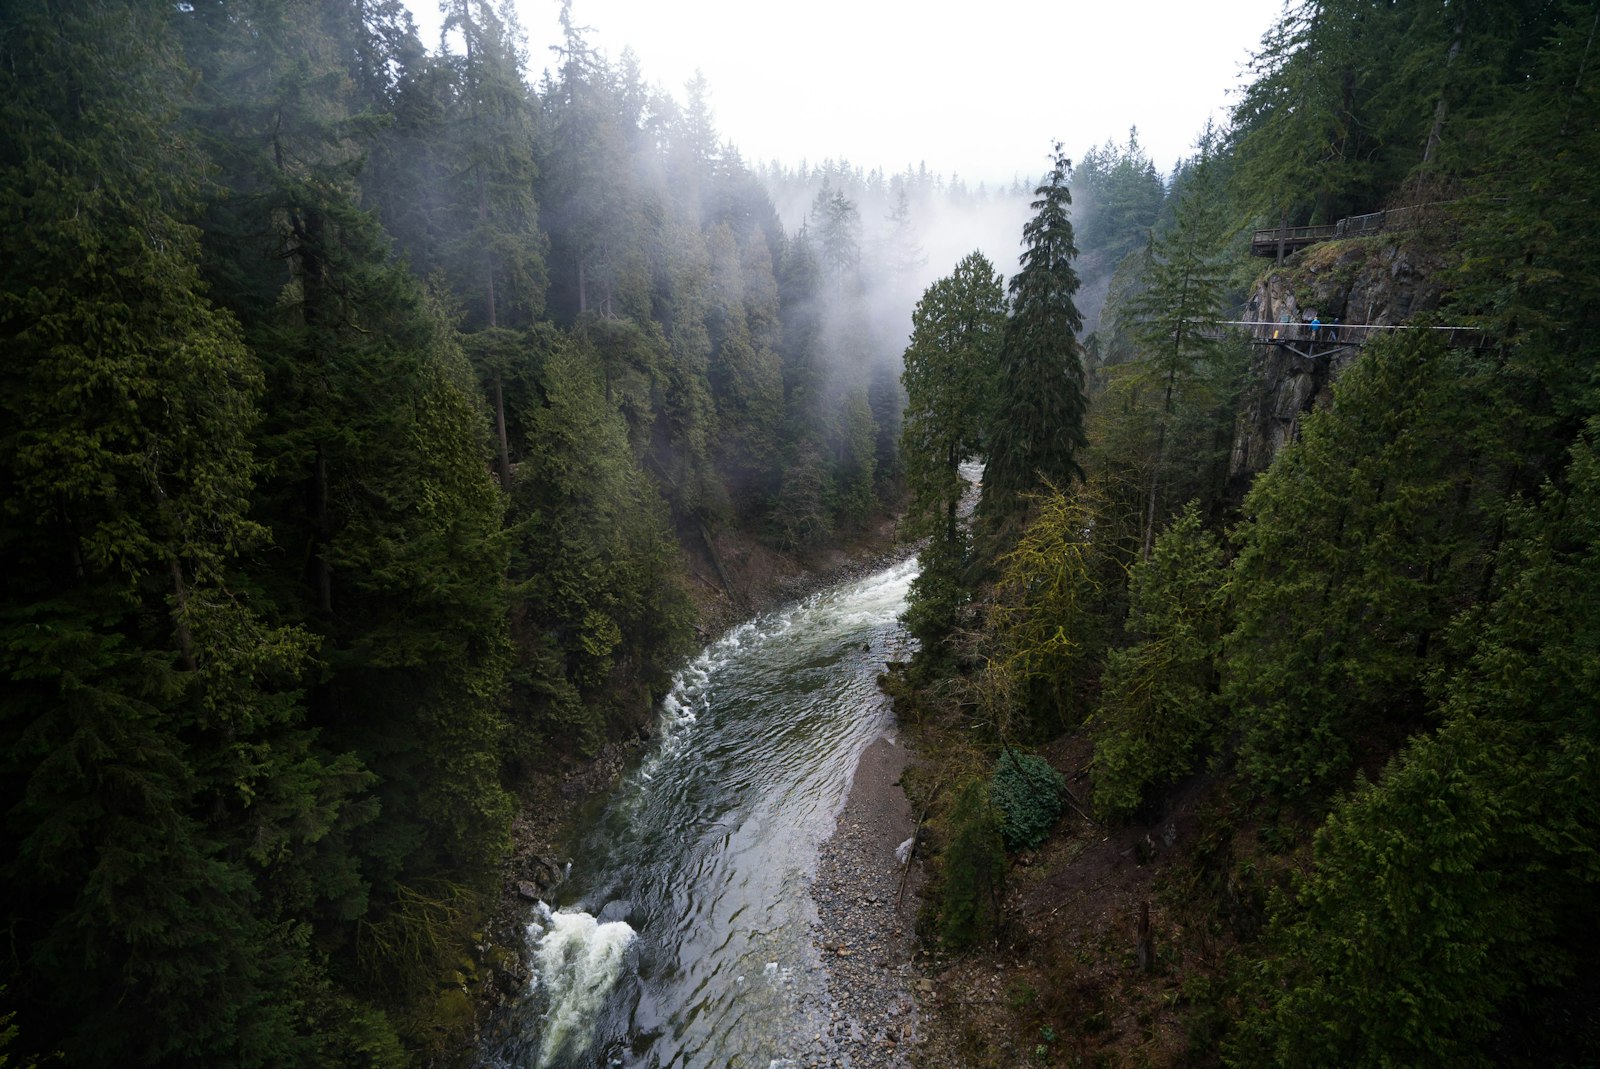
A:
[1208,320,1485,361]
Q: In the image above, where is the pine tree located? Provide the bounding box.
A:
[901,252,1007,544]
[1232,421,1600,1068]
[1090,505,1227,818]
[986,480,1129,737]
[510,336,694,757]
[1072,127,1165,266]
[810,181,862,300]
[440,0,547,492]
[1116,137,1242,556]
[899,252,1006,646]
[706,222,784,513]
[180,0,517,1011]
[0,2,334,1062]
[980,145,1090,542]
[1224,333,1500,801]
[538,10,650,322]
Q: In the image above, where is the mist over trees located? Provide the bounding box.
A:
[5,0,1597,1064]
[0,0,966,1061]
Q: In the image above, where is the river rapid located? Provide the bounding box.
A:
[477,555,919,1069]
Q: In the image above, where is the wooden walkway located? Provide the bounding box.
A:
[1211,320,1485,359]
[1250,205,1430,258]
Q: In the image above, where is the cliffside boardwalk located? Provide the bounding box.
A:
[1206,320,1485,361]
[1249,204,1436,259]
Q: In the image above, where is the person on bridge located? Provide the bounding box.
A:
[1310,316,1321,340]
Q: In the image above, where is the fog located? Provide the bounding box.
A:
[407,0,1284,188]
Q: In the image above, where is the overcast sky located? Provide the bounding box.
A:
[407,0,1288,187]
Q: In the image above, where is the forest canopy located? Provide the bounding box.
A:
[889,1,1600,1066]
[4,0,1598,1065]
[0,0,981,1061]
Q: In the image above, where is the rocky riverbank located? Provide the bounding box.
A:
[811,732,929,1067]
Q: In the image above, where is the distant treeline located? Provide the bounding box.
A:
[0,0,945,1063]
[893,1,1600,1066]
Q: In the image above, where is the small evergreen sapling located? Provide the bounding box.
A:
[990,751,1067,852]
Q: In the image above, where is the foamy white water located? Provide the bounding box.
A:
[531,908,639,1065]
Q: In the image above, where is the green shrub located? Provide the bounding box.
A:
[990,751,1066,851]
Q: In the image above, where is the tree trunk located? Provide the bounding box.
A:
[1136,899,1155,972]
[1562,9,1600,136]
[1423,27,1462,165]
[493,371,512,493]
[169,560,197,672]
[1142,358,1178,562]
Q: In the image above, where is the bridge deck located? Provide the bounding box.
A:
[1211,321,1485,350]
[1249,206,1425,257]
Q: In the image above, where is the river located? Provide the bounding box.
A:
[476,555,919,1069]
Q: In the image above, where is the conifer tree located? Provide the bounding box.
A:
[1224,333,1498,801]
[510,336,693,756]
[1072,128,1165,265]
[1091,505,1227,818]
[1233,421,1600,1068]
[441,0,547,492]
[0,2,337,1062]
[980,145,1090,541]
[810,181,862,300]
[706,222,784,512]
[181,0,516,1006]
[1116,138,1241,555]
[899,252,1006,646]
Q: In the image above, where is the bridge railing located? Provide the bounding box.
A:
[1214,321,1486,348]
[1250,203,1443,257]
[1249,224,1338,255]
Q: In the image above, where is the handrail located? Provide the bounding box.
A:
[1249,203,1436,256]
[1207,320,1485,347]
[1250,224,1337,244]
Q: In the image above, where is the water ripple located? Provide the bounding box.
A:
[479,556,919,1069]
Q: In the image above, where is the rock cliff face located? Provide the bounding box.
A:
[1227,236,1447,496]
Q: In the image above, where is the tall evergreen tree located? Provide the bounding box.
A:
[1224,333,1499,801]
[810,181,862,300]
[509,336,693,758]
[980,145,1090,541]
[1232,421,1600,1068]
[1117,138,1241,556]
[899,252,1006,646]
[1072,127,1165,265]
[181,0,516,1014]
[1090,504,1228,818]
[0,2,342,1062]
[440,0,547,492]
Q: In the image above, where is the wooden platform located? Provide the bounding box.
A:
[1212,320,1485,350]
[1249,206,1424,257]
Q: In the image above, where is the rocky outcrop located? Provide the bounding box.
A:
[1228,236,1448,494]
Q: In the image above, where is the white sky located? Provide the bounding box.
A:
[408,0,1287,187]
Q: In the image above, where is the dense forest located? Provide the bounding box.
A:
[894,1,1600,1066]
[4,0,1598,1066]
[0,0,1010,1062]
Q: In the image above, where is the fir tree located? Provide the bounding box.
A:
[1090,504,1227,818]
[0,2,333,1062]
[899,252,1006,646]
[980,145,1090,542]
[1232,421,1600,1068]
